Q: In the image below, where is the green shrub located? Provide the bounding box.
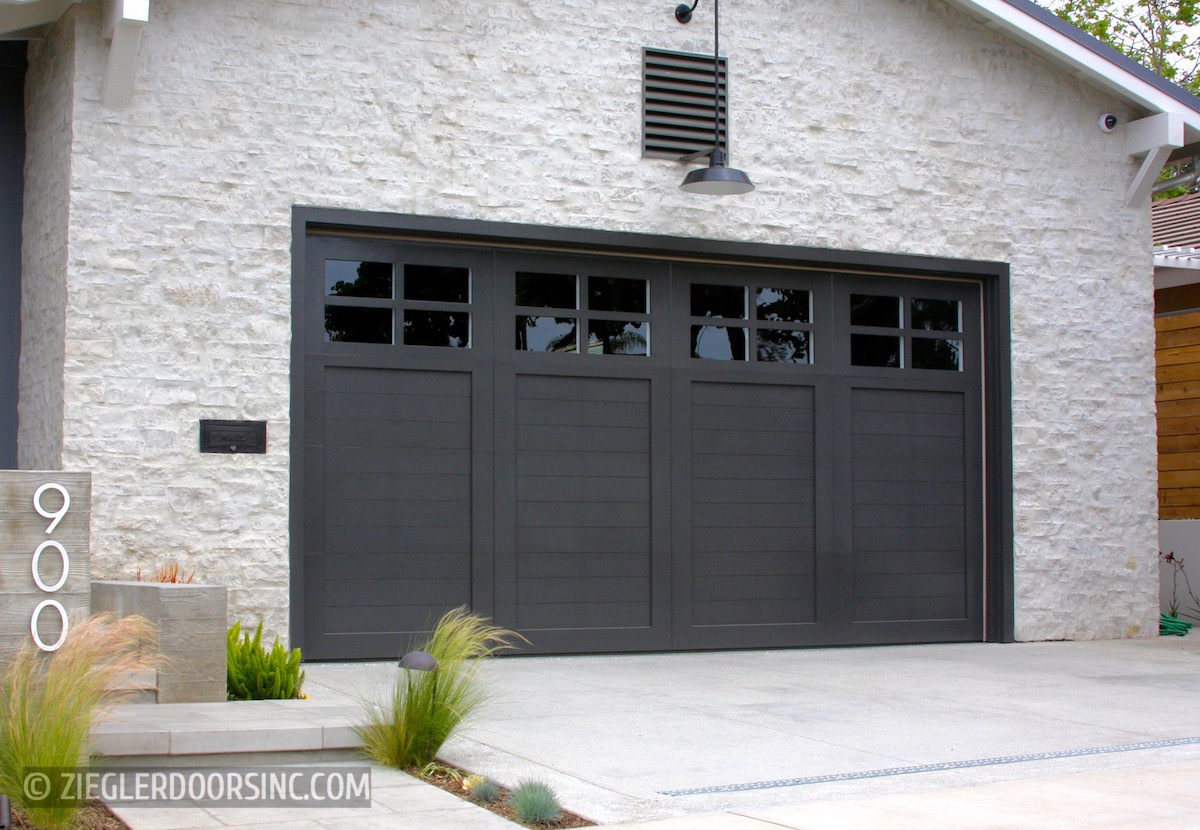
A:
[506,779,562,825]
[0,614,156,830]
[356,606,524,770]
[226,621,305,701]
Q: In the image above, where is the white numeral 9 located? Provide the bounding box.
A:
[33,483,70,535]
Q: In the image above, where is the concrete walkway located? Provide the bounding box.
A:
[92,637,1200,828]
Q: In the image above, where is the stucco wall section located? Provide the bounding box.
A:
[59,0,1158,643]
[19,11,73,471]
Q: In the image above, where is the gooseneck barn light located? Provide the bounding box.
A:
[676,0,754,195]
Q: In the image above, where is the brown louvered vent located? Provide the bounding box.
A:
[643,47,728,160]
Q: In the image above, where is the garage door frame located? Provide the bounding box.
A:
[289,206,1015,653]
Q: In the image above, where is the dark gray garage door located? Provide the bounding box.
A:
[295,232,984,659]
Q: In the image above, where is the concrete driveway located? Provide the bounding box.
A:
[304,637,1200,826]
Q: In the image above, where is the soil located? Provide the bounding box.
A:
[11,800,130,830]
[423,766,596,828]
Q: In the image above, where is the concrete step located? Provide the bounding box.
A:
[92,699,365,763]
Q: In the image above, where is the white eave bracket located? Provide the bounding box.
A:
[1126,112,1185,206]
[101,0,147,108]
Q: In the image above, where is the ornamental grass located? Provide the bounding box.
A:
[357,606,525,770]
[0,614,156,830]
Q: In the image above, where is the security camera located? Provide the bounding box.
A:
[1098,113,1118,132]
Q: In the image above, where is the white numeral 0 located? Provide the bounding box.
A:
[32,541,69,593]
[30,599,68,652]
[33,483,70,535]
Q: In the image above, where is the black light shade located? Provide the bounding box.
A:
[677,0,754,195]
[398,650,438,672]
[681,147,754,195]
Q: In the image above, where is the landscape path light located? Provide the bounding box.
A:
[398,650,439,765]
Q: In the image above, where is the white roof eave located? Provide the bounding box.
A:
[0,0,79,40]
[942,0,1200,141]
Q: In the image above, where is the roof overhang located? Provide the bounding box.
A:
[0,0,79,40]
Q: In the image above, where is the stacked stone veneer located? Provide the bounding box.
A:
[20,0,1159,643]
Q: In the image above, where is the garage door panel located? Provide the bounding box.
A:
[851,409,965,437]
[691,428,814,456]
[851,434,967,463]
[516,424,650,453]
[852,480,965,506]
[326,472,470,502]
[324,392,470,423]
[692,477,813,504]
[518,501,648,528]
[854,548,967,575]
[516,450,650,477]
[516,526,650,553]
[693,574,815,602]
[326,498,470,528]
[693,502,817,528]
[693,598,815,627]
[853,503,965,529]
[519,551,650,578]
[689,403,814,432]
[692,453,816,479]
[516,400,650,428]
[328,602,471,635]
[517,475,649,502]
[517,601,651,630]
[325,577,472,607]
[322,551,471,577]
[518,577,649,604]
[514,374,655,636]
[852,526,964,553]
[693,529,815,555]
[324,525,471,554]
[324,447,471,476]
[326,418,472,450]
[854,594,967,623]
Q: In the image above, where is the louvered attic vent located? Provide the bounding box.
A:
[643,47,728,160]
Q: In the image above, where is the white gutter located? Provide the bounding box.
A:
[0,0,78,39]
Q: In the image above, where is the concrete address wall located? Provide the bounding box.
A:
[21,0,1159,644]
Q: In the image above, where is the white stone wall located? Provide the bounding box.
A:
[19,11,73,471]
[31,0,1159,643]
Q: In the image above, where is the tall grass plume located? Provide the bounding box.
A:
[0,613,156,830]
[357,606,524,770]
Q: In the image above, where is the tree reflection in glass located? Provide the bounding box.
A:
[587,320,647,355]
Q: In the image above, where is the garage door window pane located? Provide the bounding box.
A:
[912,338,962,370]
[757,329,810,363]
[756,287,810,323]
[403,310,470,347]
[692,325,747,360]
[692,284,745,319]
[517,272,577,309]
[404,265,470,303]
[517,316,578,352]
[911,298,960,331]
[851,333,901,367]
[589,277,648,313]
[850,294,900,328]
[325,306,392,343]
[588,320,648,355]
[326,260,392,299]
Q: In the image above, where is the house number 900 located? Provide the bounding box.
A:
[30,483,71,652]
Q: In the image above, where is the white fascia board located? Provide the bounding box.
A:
[945,0,1200,141]
[101,0,147,108]
[0,0,78,38]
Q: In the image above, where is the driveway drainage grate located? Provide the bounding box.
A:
[661,737,1200,796]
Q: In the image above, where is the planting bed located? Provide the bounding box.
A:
[423,765,595,828]
[11,800,129,830]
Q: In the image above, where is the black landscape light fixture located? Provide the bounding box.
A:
[398,650,439,765]
[675,0,754,195]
